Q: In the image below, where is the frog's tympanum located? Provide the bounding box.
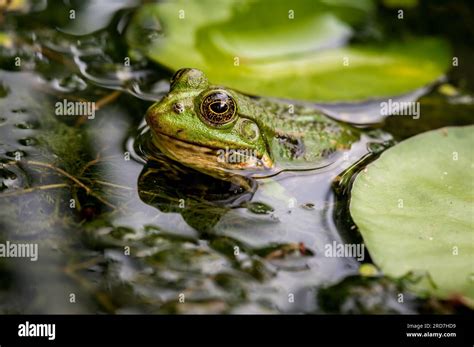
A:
[146,68,359,182]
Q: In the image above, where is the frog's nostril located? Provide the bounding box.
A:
[173,102,185,114]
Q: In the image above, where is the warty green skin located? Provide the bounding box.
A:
[146,68,360,181]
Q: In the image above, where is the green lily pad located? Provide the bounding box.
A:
[126,0,450,102]
[350,126,474,305]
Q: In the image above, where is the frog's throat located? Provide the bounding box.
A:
[151,131,273,174]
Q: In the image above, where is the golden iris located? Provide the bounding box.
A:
[199,90,237,126]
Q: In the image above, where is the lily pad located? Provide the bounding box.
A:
[126,0,450,102]
[350,126,474,305]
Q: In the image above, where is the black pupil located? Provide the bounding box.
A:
[210,101,228,114]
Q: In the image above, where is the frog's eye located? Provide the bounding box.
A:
[200,90,237,127]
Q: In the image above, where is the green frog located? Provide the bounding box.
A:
[146,68,360,184]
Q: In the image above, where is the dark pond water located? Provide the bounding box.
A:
[0,0,472,314]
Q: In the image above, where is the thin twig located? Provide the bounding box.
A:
[95,90,122,110]
[75,90,122,126]
[4,160,118,210]
[0,183,69,197]
[93,180,134,191]
[27,160,92,194]
[79,154,101,176]
[40,45,78,71]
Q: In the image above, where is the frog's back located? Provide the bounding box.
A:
[245,97,360,169]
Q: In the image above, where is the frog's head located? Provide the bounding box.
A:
[146,68,273,178]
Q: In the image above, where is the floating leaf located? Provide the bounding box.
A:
[350,126,474,306]
[126,0,450,102]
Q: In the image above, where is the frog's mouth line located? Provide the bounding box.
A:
[151,130,273,172]
[153,130,225,151]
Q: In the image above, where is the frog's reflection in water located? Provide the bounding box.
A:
[137,154,257,233]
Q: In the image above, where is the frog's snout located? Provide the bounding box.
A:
[145,103,164,132]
